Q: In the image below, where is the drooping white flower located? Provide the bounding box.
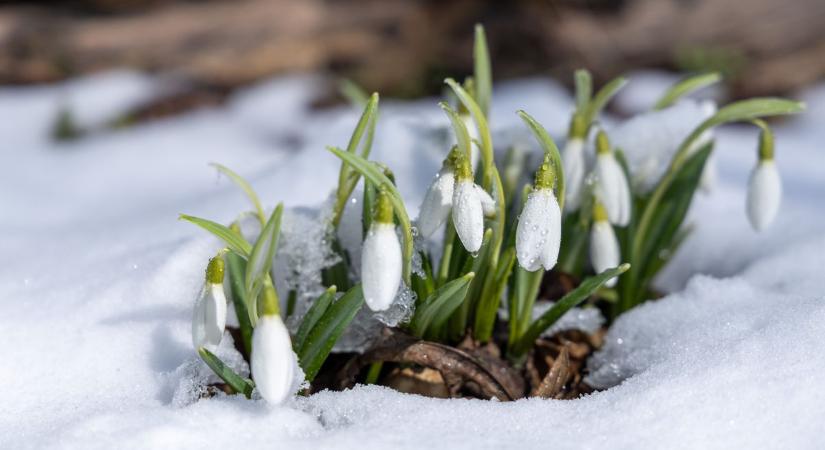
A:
[251,314,298,404]
[594,131,631,226]
[516,156,562,272]
[362,188,402,311]
[451,150,494,253]
[562,113,589,212]
[416,166,454,238]
[192,255,227,349]
[746,127,781,231]
[589,202,621,287]
[747,161,781,231]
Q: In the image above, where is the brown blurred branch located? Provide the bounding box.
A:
[1,0,823,99]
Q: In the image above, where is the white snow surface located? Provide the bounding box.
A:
[2,70,824,449]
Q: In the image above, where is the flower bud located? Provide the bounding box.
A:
[192,255,227,349]
[746,126,781,231]
[451,151,491,253]
[362,189,402,311]
[589,202,621,287]
[251,314,299,404]
[516,156,562,271]
[594,131,631,226]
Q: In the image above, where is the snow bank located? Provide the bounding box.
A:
[1,71,824,449]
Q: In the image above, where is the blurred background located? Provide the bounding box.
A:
[2,0,824,121]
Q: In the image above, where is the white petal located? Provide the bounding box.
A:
[452,180,485,253]
[361,223,402,311]
[562,138,586,211]
[747,161,782,231]
[191,287,208,349]
[204,283,227,346]
[474,184,496,217]
[589,221,621,287]
[251,315,298,404]
[541,193,562,271]
[596,154,632,226]
[416,168,454,237]
[516,189,556,272]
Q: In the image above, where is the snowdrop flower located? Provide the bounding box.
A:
[251,287,298,404]
[516,155,562,271]
[452,150,495,253]
[416,148,458,238]
[594,131,631,226]
[362,188,402,311]
[589,201,621,287]
[562,113,587,211]
[192,255,227,349]
[747,126,782,231]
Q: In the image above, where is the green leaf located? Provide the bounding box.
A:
[339,79,370,107]
[321,236,353,291]
[226,252,253,358]
[574,69,592,112]
[179,214,251,257]
[332,93,380,227]
[511,264,630,357]
[298,284,365,382]
[473,246,515,342]
[244,204,284,317]
[210,163,265,224]
[326,146,414,284]
[294,285,337,354]
[439,102,472,161]
[412,272,475,338]
[654,72,721,110]
[444,78,494,186]
[517,110,566,210]
[473,24,492,117]
[198,347,254,398]
[584,76,628,125]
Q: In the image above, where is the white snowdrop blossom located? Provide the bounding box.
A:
[747,127,781,231]
[610,100,711,192]
[516,156,562,271]
[451,152,493,253]
[362,189,402,311]
[594,131,631,226]
[589,202,621,287]
[192,255,227,349]
[251,314,298,404]
[562,137,586,211]
[416,166,455,238]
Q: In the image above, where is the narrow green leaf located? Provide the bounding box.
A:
[226,252,253,358]
[473,246,515,342]
[574,69,592,112]
[444,78,494,186]
[339,79,370,107]
[473,24,492,117]
[298,284,365,382]
[210,163,266,224]
[361,179,376,238]
[179,214,251,257]
[412,272,475,338]
[326,146,414,284]
[512,264,630,357]
[654,72,722,110]
[517,110,566,210]
[439,102,472,161]
[294,285,337,354]
[198,347,254,398]
[244,204,284,315]
[584,76,628,125]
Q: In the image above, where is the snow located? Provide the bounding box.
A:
[2,70,824,449]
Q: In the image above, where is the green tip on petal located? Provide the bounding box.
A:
[205,255,225,284]
[534,154,556,190]
[374,188,395,224]
[568,112,588,140]
[592,200,609,223]
[596,130,611,155]
[453,147,474,181]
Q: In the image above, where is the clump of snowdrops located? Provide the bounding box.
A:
[182,25,803,403]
